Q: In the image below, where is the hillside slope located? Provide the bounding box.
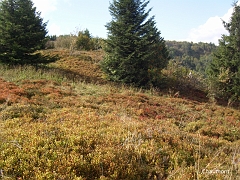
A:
[0,49,239,179]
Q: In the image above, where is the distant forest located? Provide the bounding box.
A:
[166,41,217,75]
[49,36,218,77]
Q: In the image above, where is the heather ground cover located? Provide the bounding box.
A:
[0,49,239,179]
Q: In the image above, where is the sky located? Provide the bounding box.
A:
[32,0,236,44]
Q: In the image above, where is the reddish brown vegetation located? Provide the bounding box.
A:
[0,78,27,104]
[0,49,239,179]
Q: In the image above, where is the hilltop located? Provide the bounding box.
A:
[0,49,239,179]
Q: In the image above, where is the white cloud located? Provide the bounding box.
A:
[48,23,62,36]
[184,6,234,44]
[32,0,57,15]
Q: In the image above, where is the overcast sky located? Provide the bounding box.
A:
[32,0,236,44]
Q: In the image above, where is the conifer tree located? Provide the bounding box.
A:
[208,2,240,102]
[0,0,54,64]
[101,0,170,86]
[76,29,94,50]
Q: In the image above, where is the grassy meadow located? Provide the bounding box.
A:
[0,49,239,179]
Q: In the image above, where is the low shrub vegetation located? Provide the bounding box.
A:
[0,49,239,179]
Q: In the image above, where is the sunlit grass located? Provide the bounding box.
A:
[0,64,67,84]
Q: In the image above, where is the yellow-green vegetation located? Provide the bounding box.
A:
[0,49,239,179]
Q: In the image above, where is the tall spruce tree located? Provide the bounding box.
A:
[101,0,170,86]
[208,2,240,102]
[0,0,52,64]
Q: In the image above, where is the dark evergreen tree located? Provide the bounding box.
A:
[0,0,56,64]
[207,2,240,102]
[101,0,170,86]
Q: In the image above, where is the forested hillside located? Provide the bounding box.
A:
[166,41,217,75]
